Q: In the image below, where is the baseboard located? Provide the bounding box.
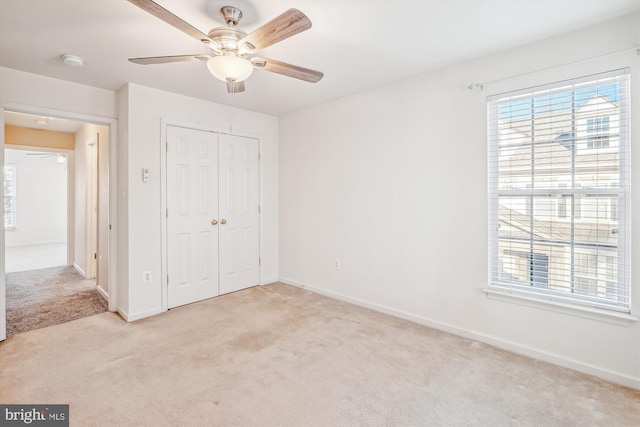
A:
[117,307,128,320]
[5,241,66,248]
[117,306,164,322]
[279,276,640,390]
[96,285,108,301]
[73,263,86,278]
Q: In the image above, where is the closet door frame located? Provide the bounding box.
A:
[160,119,263,312]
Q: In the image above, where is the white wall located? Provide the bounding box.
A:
[4,149,67,247]
[117,85,129,314]
[0,67,116,119]
[118,83,279,320]
[279,12,640,388]
[73,123,108,279]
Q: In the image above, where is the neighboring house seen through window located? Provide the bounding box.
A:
[488,69,630,312]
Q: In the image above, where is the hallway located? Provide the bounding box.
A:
[5,266,107,335]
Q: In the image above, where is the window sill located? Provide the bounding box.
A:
[482,288,638,326]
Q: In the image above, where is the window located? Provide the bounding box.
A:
[587,116,610,133]
[529,253,549,288]
[488,69,630,312]
[586,116,610,148]
[574,253,597,296]
[4,165,16,229]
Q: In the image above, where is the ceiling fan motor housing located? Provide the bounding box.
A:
[207,27,247,53]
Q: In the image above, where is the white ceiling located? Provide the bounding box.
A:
[0,0,638,117]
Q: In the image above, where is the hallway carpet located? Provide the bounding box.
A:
[0,283,638,426]
[6,266,107,335]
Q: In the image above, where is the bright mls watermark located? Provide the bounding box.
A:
[0,405,68,426]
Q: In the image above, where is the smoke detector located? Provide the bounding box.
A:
[61,54,85,67]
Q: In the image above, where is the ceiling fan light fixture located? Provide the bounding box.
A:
[207,55,253,83]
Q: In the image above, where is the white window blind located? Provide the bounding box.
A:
[488,69,630,313]
[4,165,16,229]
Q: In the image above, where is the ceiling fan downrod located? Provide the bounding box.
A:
[220,6,242,27]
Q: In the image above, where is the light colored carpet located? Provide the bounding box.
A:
[0,283,638,426]
[6,266,108,335]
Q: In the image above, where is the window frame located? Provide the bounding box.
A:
[487,69,631,314]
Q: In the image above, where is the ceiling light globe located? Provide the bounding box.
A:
[207,56,253,83]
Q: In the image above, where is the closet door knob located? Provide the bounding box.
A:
[211,220,218,225]
[220,219,227,225]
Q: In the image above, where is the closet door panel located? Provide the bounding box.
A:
[166,126,219,308]
[218,134,260,294]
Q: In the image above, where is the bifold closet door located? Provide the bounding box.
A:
[218,133,260,295]
[166,126,219,309]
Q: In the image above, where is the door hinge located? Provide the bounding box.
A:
[259,257,262,266]
[94,252,97,260]
[167,275,169,285]
[109,224,112,230]
[166,208,168,218]
[258,205,261,214]
[166,142,169,152]
[258,152,261,161]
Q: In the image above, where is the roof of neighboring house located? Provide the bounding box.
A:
[499,94,619,143]
[498,205,618,248]
[499,141,620,176]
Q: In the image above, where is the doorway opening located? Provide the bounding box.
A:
[4,147,69,272]
[3,111,110,335]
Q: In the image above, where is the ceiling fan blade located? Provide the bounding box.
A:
[251,57,323,83]
[129,54,211,65]
[226,80,246,94]
[239,9,311,53]
[127,0,212,44]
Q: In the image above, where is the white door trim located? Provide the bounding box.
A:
[86,137,98,279]
[0,102,118,342]
[160,119,263,312]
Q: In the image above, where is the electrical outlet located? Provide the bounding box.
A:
[143,271,152,283]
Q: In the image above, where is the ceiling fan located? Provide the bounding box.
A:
[26,152,68,163]
[127,0,324,93]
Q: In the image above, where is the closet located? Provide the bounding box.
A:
[166,125,259,308]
